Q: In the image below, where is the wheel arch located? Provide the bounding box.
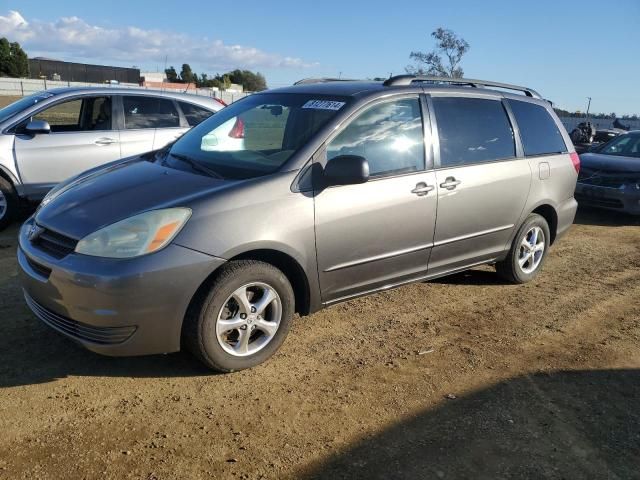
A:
[229,249,311,316]
[184,247,313,326]
[0,164,19,190]
[530,203,558,245]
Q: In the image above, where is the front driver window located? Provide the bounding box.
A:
[326,97,425,178]
[33,99,82,132]
[27,96,112,133]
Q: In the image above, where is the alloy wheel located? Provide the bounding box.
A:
[216,282,282,357]
[518,226,545,274]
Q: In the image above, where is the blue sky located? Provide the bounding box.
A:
[1,0,638,114]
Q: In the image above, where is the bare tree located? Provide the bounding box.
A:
[406,28,470,78]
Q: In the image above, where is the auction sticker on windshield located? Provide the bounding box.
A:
[302,100,346,110]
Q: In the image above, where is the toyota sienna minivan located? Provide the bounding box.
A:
[18,76,579,372]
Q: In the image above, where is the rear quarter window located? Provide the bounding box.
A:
[509,100,567,156]
[179,102,214,127]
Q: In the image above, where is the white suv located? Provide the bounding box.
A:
[0,87,226,230]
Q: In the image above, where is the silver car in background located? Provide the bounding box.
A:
[0,87,226,229]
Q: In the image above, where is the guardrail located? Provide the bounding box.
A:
[0,77,251,104]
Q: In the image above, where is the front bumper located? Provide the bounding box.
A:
[18,218,226,356]
[575,182,640,215]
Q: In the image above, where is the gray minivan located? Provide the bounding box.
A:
[0,87,223,229]
[18,76,579,372]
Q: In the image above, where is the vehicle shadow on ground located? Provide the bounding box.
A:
[574,206,640,227]
[429,268,510,286]
[299,369,640,480]
[0,314,212,388]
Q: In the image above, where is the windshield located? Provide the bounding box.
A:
[167,93,350,179]
[599,134,640,158]
[0,91,57,124]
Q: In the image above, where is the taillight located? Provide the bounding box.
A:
[229,118,245,139]
[570,152,580,173]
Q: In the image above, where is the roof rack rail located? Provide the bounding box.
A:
[293,77,359,85]
[382,75,542,99]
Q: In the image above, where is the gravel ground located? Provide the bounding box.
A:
[0,207,639,479]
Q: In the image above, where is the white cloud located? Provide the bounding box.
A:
[0,10,317,71]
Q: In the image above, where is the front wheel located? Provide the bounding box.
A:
[183,260,294,372]
[496,213,550,284]
[0,177,18,232]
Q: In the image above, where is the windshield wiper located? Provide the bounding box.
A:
[168,153,224,180]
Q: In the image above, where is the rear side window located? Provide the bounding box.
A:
[123,96,180,129]
[509,100,567,156]
[432,97,515,167]
[179,102,214,127]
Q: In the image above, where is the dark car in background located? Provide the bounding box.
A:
[575,131,640,214]
[570,122,625,154]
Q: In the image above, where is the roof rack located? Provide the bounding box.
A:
[382,75,542,99]
[293,77,359,85]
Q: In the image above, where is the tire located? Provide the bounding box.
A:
[0,176,18,232]
[496,213,551,284]
[183,260,295,372]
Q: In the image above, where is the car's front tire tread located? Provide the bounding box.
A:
[0,176,18,232]
[183,260,294,373]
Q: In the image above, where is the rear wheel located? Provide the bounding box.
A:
[0,177,18,232]
[496,213,550,284]
[183,260,294,372]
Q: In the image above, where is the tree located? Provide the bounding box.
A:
[180,63,195,84]
[0,38,29,78]
[225,69,267,91]
[9,42,29,77]
[406,28,470,78]
[169,67,268,91]
[165,66,178,83]
[196,73,208,88]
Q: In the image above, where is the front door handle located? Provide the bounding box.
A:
[440,176,461,190]
[94,137,118,146]
[411,182,435,196]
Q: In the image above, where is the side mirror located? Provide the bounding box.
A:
[323,155,369,186]
[25,120,51,135]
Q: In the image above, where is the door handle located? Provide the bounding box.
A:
[411,182,435,196]
[94,137,117,146]
[440,176,461,190]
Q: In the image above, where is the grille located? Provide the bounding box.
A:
[32,227,78,259]
[578,168,636,189]
[24,293,136,345]
[575,193,624,209]
[24,253,52,279]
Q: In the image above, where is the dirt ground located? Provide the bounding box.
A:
[1,206,639,480]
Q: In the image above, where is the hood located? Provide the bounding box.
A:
[579,152,640,173]
[35,158,235,239]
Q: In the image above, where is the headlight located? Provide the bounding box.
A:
[75,208,191,258]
